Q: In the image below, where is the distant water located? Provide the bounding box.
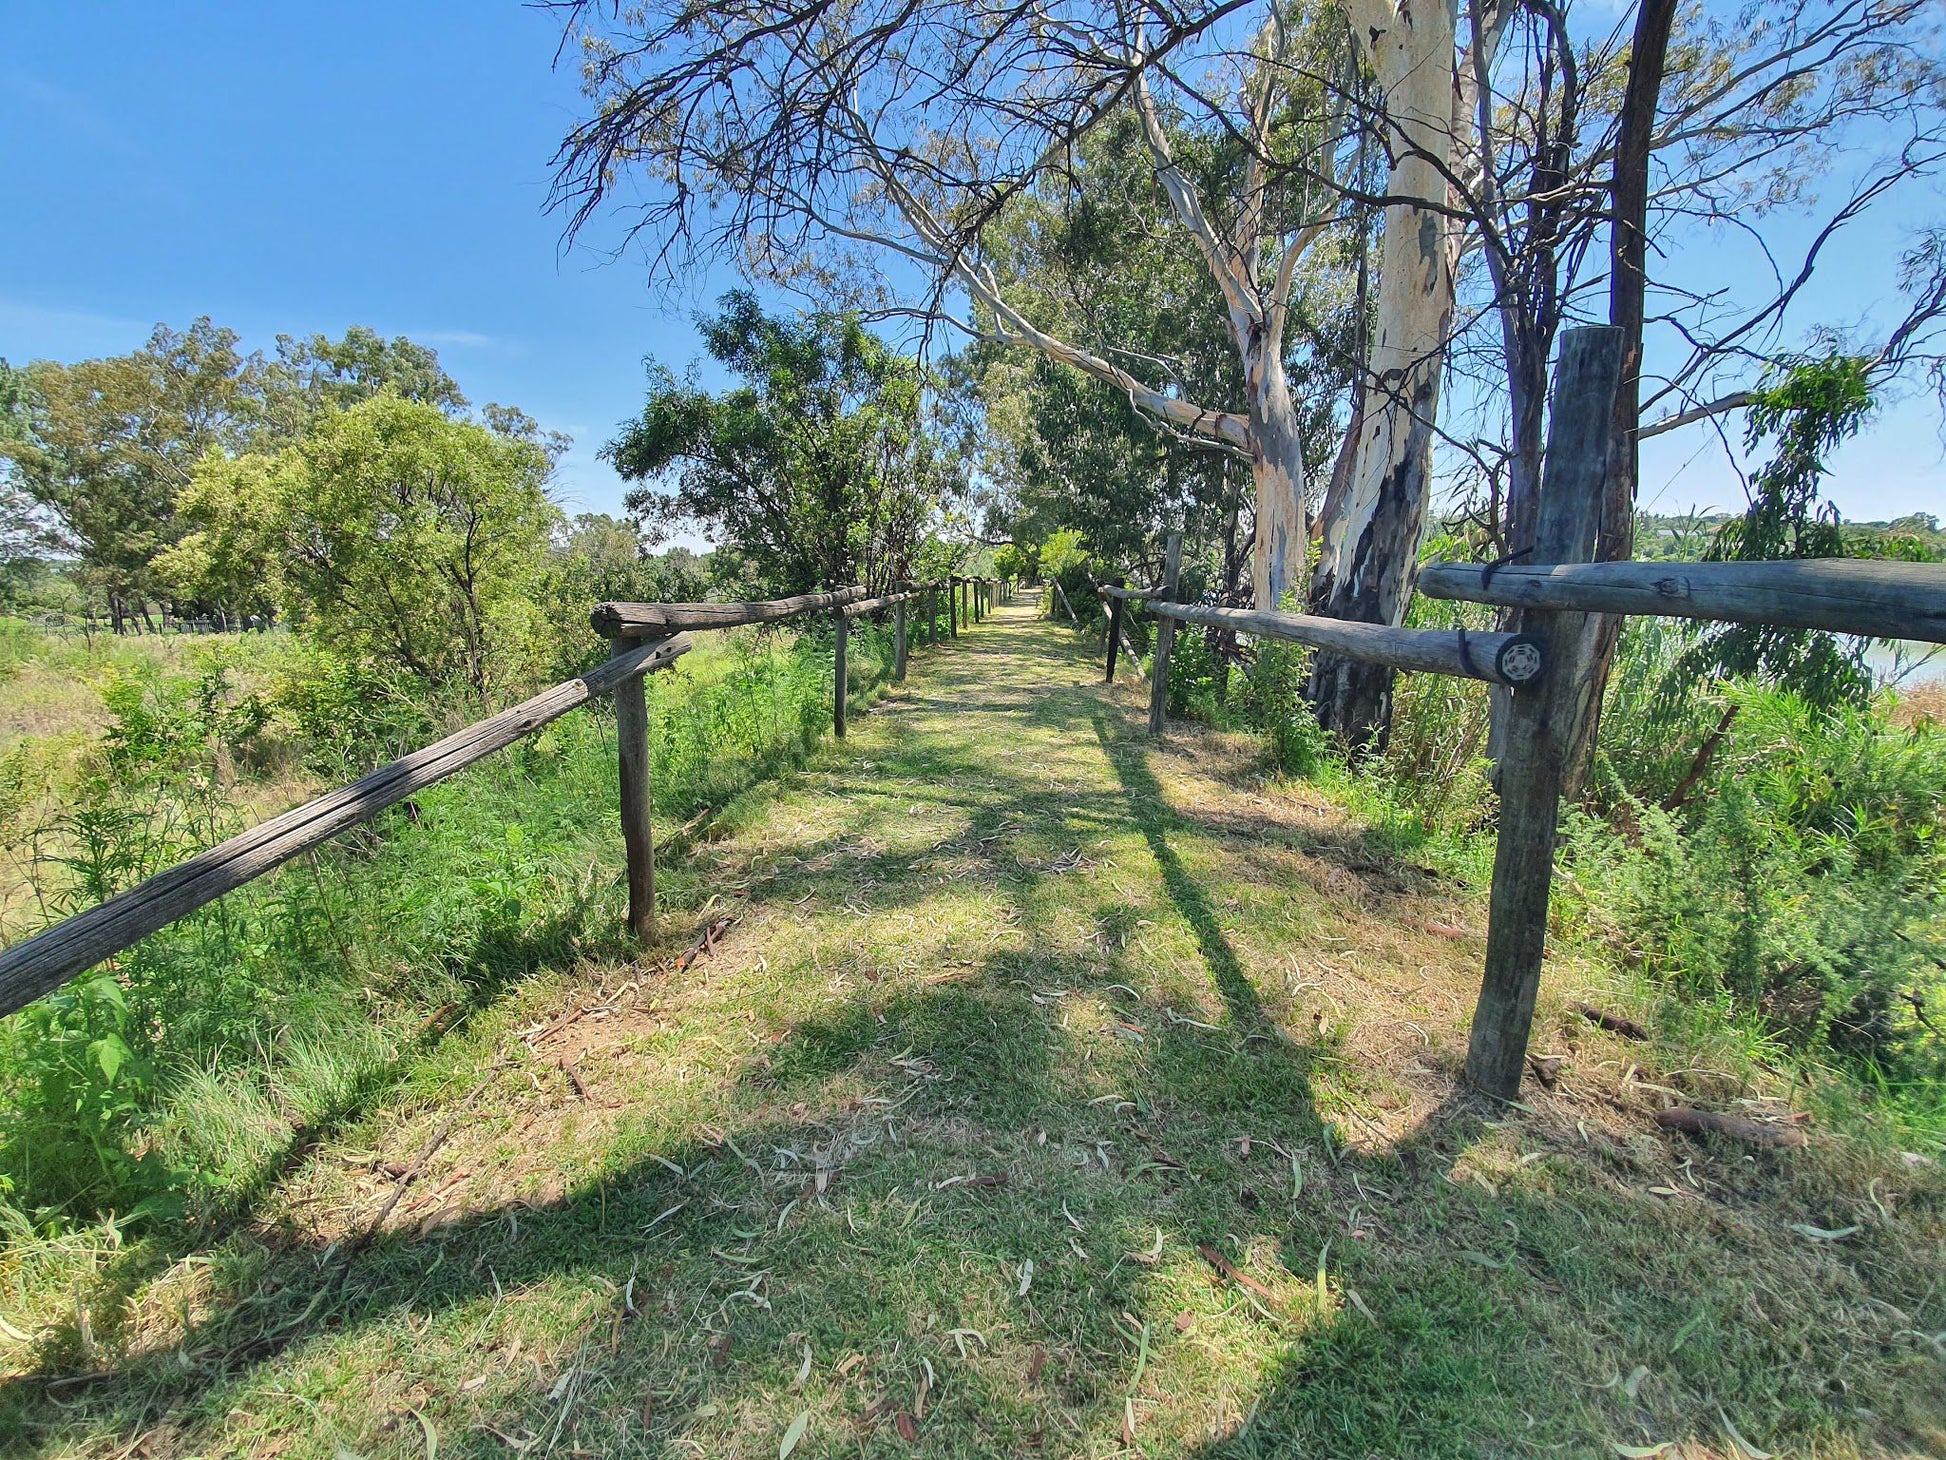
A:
[1870,640,1946,688]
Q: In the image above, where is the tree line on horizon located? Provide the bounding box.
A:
[0,301,986,698]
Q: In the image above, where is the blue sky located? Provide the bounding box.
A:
[2,3,1940,526]
[1,2,734,521]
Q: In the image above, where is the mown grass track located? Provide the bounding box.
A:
[3,594,1941,1458]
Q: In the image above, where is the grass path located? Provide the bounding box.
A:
[3,597,1941,1458]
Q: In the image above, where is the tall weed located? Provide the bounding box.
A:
[1565,684,1946,1102]
[0,622,882,1228]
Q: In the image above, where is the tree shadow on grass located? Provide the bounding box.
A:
[5,609,1937,1459]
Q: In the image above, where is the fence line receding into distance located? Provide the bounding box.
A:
[0,577,1011,1021]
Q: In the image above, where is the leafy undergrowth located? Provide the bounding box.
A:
[1,603,1940,1458]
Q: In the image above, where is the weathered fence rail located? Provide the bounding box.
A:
[1092,324,1946,1102]
[0,634,693,1016]
[0,578,974,1023]
[591,585,874,636]
[1114,600,1545,687]
[1418,558,1946,643]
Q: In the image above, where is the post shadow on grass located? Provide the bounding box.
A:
[1092,710,1294,1052]
[2,609,1907,1459]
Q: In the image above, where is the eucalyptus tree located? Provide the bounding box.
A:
[1304,0,1946,751]
[969,108,1358,601]
[548,0,1360,613]
[1443,0,1946,778]
[606,292,966,596]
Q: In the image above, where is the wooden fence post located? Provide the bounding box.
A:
[610,637,657,943]
[1466,327,1625,1100]
[894,595,908,682]
[834,608,849,738]
[950,580,959,637]
[1147,531,1184,735]
[1106,585,1124,683]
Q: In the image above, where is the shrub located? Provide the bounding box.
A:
[1566,683,1946,1084]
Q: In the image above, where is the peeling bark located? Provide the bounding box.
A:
[1247,346,1309,610]
[1307,0,1460,750]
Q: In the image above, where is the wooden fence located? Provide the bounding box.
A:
[0,577,1005,1021]
[1099,326,1946,1100]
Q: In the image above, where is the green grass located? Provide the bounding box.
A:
[0,601,1941,1458]
[0,624,896,1227]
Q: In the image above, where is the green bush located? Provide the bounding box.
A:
[0,616,42,680]
[0,622,874,1228]
[1566,683,1946,1089]
[97,653,270,780]
[272,645,440,777]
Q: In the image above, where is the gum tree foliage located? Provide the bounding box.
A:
[606,293,968,596]
[0,361,61,590]
[1683,353,1880,707]
[549,0,1362,617]
[254,325,470,441]
[969,108,1360,604]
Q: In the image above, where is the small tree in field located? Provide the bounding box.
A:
[169,396,560,699]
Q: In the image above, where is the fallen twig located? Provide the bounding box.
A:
[676,915,737,973]
[1572,1002,1648,1041]
[1196,1244,1282,1308]
[356,1069,501,1247]
[1655,1107,1807,1149]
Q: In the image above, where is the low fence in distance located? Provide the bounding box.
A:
[1093,326,1946,1100]
[0,577,1012,1024]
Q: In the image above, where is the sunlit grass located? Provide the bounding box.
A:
[0,601,1939,1459]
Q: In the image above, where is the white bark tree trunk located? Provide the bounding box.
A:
[1308,0,1460,749]
[1246,336,1308,610]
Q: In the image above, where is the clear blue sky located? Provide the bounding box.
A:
[2,4,1939,525]
[0,2,734,521]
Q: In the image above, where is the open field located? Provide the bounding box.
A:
[1,599,1938,1458]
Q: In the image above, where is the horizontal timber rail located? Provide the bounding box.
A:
[0,634,692,1020]
[591,584,875,637]
[1417,557,1946,643]
[1128,597,1545,687]
[840,589,921,617]
[1086,328,1946,1109]
[0,578,977,1023]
